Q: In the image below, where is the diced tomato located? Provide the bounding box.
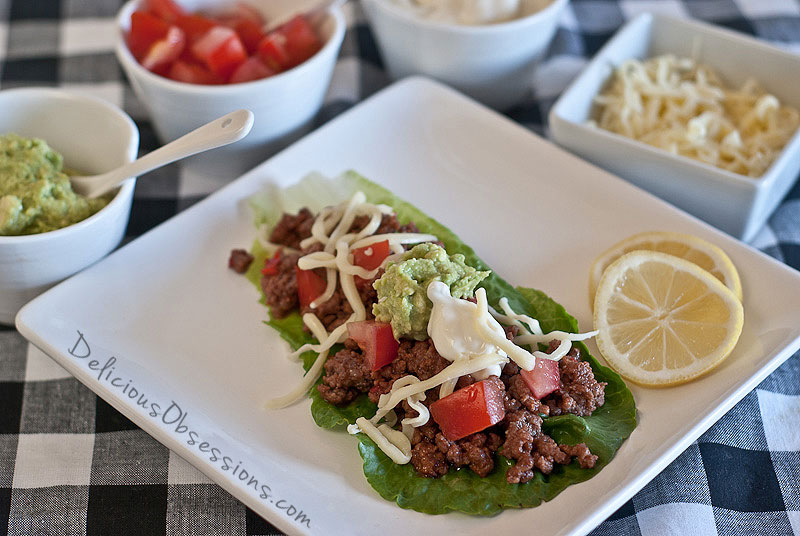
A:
[191,26,247,80]
[257,32,291,71]
[174,13,217,43]
[127,11,170,60]
[141,25,186,72]
[352,240,390,272]
[280,15,322,67]
[143,0,185,22]
[352,239,391,285]
[127,2,321,85]
[520,357,561,399]
[295,266,327,309]
[347,321,399,371]
[260,249,283,275]
[232,18,266,55]
[430,380,506,441]
[168,60,221,84]
[229,56,275,84]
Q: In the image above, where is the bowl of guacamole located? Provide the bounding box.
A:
[0,87,139,324]
[0,134,111,236]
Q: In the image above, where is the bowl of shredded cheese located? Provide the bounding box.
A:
[549,13,800,241]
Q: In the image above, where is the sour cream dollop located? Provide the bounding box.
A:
[427,280,505,379]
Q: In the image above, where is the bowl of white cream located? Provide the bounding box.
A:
[362,0,568,110]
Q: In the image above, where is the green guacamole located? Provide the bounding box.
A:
[0,134,109,236]
[372,242,490,340]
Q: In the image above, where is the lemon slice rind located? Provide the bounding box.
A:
[593,250,744,387]
[589,231,743,307]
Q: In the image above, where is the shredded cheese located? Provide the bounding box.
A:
[266,313,332,408]
[349,418,412,464]
[474,288,538,369]
[593,54,800,177]
[515,330,599,361]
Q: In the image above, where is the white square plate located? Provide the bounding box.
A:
[16,77,800,536]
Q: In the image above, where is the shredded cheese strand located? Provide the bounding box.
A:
[264,348,329,409]
[516,330,598,348]
[290,320,351,357]
[349,418,412,464]
[494,297,543,335]
[350,233,438,250]
[310,267,338,308]
[325,192,367,253]
[301,205,341,249]
[265,312,333,409]
[474,288,538,370]
[438,378,458,399]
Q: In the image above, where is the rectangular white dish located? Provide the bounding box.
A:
[549,13,800,242]
[16,77,800,535]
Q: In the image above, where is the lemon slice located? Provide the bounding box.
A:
[593,251,744,386]
[589,231,742,307]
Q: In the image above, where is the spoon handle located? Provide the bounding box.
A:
[75,109,254,198]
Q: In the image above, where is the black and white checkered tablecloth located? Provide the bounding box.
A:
[1,1,800,534]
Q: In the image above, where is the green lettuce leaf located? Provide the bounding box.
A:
[246,171,637,515]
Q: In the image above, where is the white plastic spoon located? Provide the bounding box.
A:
[263,0,346,32]
[71,109,254,198]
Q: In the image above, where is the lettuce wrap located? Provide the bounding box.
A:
[244,171,637,516]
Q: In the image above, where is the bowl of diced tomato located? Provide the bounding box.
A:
[116,0,345,155]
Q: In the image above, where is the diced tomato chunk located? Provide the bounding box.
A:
[174,14,217,43]
[191,26,247,80]
[232,18,266,55]
[520,357,560,399]
[127,11,170,60]
[352,240,390,272]
[430,380,506,441]
[280,15,322,67]
[260,249,283,275]
[168,60,220,84]
[257,32,291,71]
[143,0,185,22]
[229,55,275,84]
[347,321,399,371]
[295,266,327,309]
[141,26,186,72]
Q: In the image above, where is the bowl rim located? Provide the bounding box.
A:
[548,12,800,187]
[0,87,139,244]
[115,0,346,95]
[362,0,569,34]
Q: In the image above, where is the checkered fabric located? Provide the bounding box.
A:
[1,0,800,534]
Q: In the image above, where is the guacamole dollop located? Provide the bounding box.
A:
[373,242,490,340]
[0,134,109,236]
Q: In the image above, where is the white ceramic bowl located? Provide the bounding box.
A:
[549,13,800,242]
[115,0,345,168]
[362,0,569,110]
[0,88,139,325]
